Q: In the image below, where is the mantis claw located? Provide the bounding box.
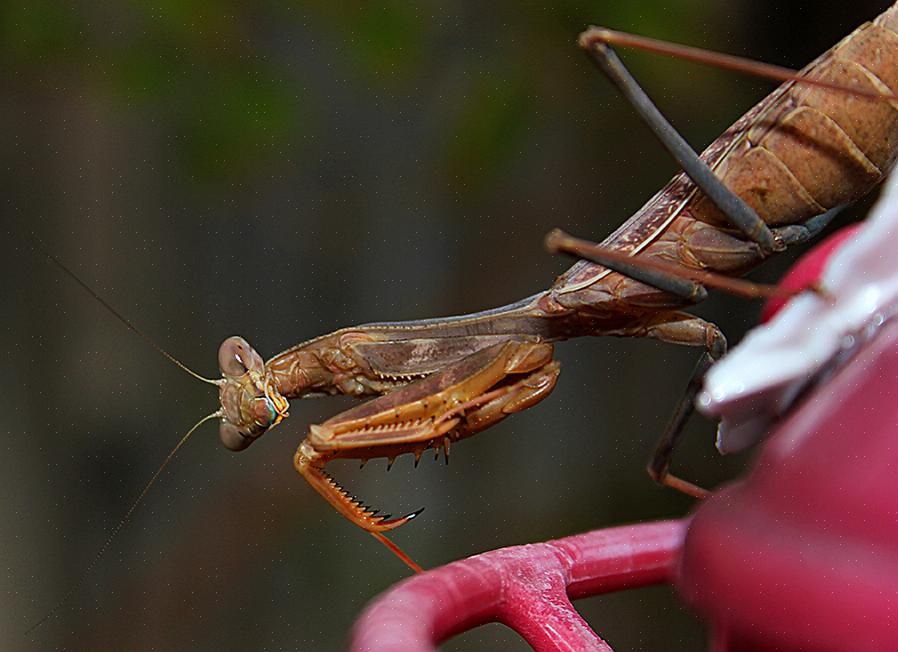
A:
[295,451,416,532]
[378,507,425,529]
[294,339,560,533]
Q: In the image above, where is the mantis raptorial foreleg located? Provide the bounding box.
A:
[293,339,559,532]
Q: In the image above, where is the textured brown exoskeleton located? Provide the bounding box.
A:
[217,3,898,539]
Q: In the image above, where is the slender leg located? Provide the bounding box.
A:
[579,32,780,254]
[628,312,727,498]
[546,229,708,303]
[647,351,716,498]
[547,207,844,494]
[546,228,814,302]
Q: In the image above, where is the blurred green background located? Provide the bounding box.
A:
[3,1,889,650]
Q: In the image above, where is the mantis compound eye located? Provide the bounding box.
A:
[219,420,253,451]
[218,336,265,377]
[252,397,278,428]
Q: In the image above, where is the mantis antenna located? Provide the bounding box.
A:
[30,235,222,387]
[26,410,222,635]
[27,237,225,633]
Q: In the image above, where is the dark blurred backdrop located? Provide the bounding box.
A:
[3,1,890,650]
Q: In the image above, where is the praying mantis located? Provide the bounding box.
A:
[213,1,898,561]
[16,3,898,648]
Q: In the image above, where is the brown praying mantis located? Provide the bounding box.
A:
[209,4,898,566]
[36,3,898,581]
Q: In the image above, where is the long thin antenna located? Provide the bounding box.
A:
[30,236,221,386]
[25,410,223,636]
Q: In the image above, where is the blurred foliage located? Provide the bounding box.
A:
[3,1,298,181]
[442,60,535,191]
[304,1,430,80]
[0,0,714,188]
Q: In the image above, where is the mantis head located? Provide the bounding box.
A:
[217,336,290,451]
